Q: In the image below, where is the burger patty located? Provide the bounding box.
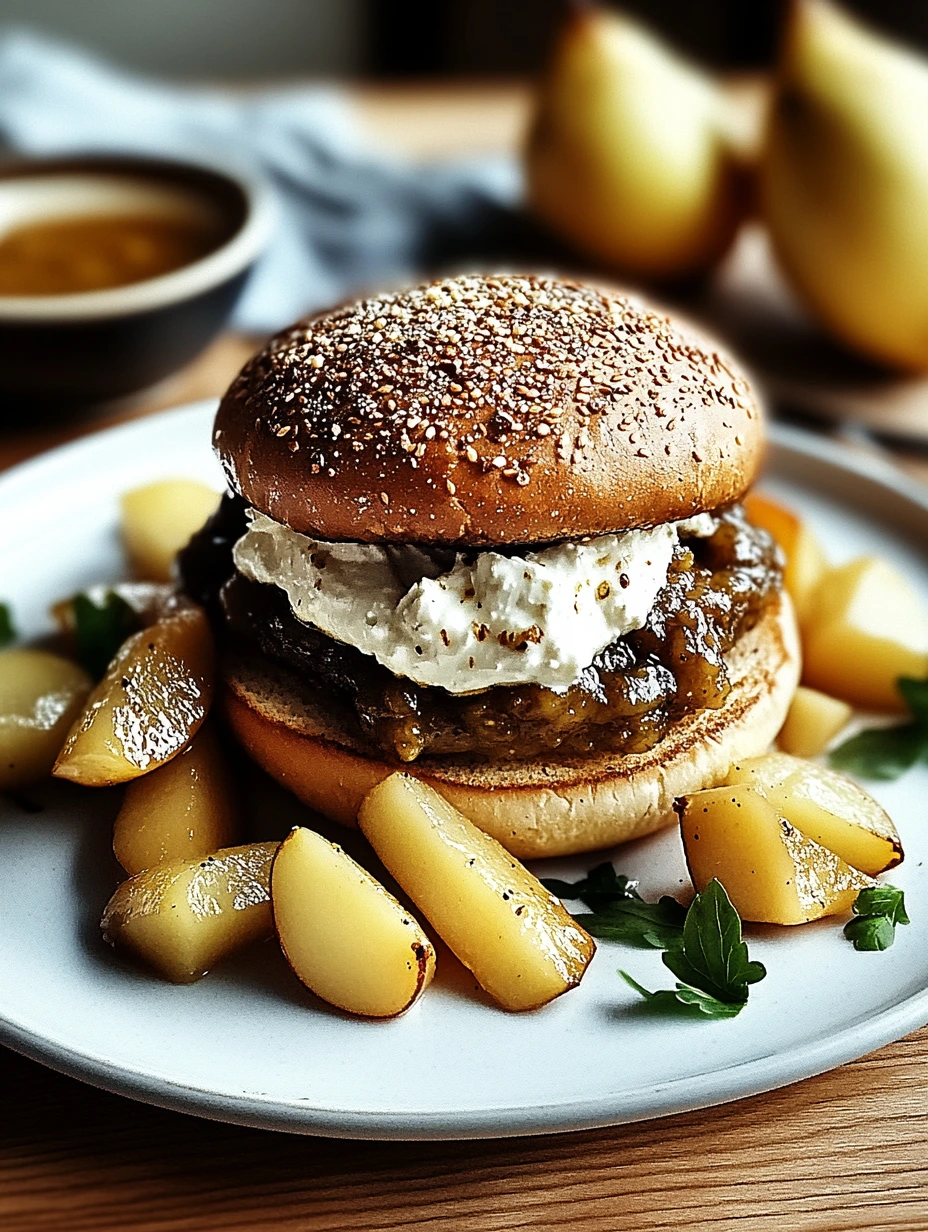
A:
[180,495,782,764]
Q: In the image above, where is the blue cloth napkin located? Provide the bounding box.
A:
[0,30,522,332]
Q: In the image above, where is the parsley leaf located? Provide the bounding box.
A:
[579,897,688,950]
[620,880,766,1019]
[542,863,687,949]
[542,862,641,910]
[619,971,744,1019]
[854,885,910,924]
[72,591,139,679]
[843,885,909,951]
[830,676,928,780]
[665,879,766,1000]
[898,678,928,724]
[844,914,895,951]
[0,602,15,647]
[829,724,925,780]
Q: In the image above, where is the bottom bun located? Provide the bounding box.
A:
[222,591,800,859]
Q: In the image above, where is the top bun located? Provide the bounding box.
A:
[214,274,764,545]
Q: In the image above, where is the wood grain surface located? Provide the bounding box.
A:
[1,81,927,1232]
[2,1034,927,1232]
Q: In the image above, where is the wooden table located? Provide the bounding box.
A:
[2,83,928,1232]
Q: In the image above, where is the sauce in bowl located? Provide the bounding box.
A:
[0,212,222,296]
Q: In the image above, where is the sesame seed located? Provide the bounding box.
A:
[233,272,756,525]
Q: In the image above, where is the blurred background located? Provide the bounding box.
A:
[5,0,928,76]
[0,0,927,481]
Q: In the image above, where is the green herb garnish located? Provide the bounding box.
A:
[550,869,765,1018]
[843,885,909,951]
[0,602,15,647]
[72,590,139,679]
[830,677,928,780]
[543,862,640,910]
[620,880,766,1019]
[542,862,687,949]
[619,971,745,1019]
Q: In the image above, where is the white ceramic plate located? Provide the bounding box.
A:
[1,402,927,1141]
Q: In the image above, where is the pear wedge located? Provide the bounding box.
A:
[777,686,852,759]
[122,479,220,583]
[802,558,928,711]
[527,7,749,279]
[358,774,594,1012]
[101,841,278,983]
[53,596,214,786]
[724,753,902,876]
[679,784,875,924]
[0,650,91,791]
[113,722,241,875]
[271,827,436,1019]
[763,0,928,370]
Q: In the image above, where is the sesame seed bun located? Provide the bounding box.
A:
[214,274,764,545]
[220,592,799,859]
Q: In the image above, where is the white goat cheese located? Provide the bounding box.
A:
[233,510,714,694]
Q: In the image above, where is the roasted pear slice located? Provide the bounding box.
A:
[725,753,902,876]
[54,597,214,787]
[0,649,92,790]
[803,557,928,711]
[272,826,436,1018]
[121,479,220,583]
[777,686,852,758]
[679,784,875,924]
[358,774,595,1012]
[113,722,240,875]
[101,841,278,983]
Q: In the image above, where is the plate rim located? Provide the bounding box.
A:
[1,403,927,1140]
[2,985,926,1140]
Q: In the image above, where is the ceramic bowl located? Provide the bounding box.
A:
[0,154,272,412]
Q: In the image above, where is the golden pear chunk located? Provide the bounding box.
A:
[526,7,748,279]
[802,558,928,711]
[358,774,595,1012]
[271,827,436,1018]
[679,784,874,924]
[101,841,278,983]
[0,650,92,790]
[724,753,902,876]
[113,723,240,875]
[743,493,829,626]
[122,479,220,583]
[53,597,214,787]
[777,686,852,758]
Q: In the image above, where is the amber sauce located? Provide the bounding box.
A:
[0,213,221,296]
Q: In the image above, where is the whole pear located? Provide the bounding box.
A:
[526,7,750,280]
[763,0,928,371]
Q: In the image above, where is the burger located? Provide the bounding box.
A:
[180,273,799,858]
